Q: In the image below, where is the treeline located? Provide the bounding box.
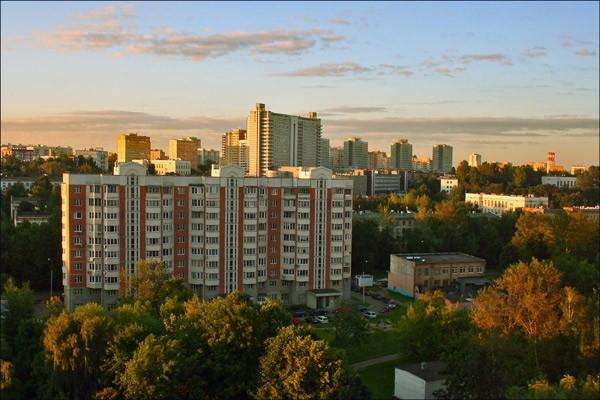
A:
[1,154,108,178]
[0,260,369,400]
[0,176,62,290]
[396,259,600,399]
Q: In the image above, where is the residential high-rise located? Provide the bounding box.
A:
[221,129,250,173]
[198,148,220,165]
[246,103,321,176]
[432,144,453,173]
[150,149,166,160]
[169,137,201,169]
[390,139,413,170]
[469,153,482,168]
[329,147,344,171]
[412,155,431,171]
[61,164,353,311]
[343,137,368,169]
[319,138,330,168]
[117,133,151,162]
[368,151,389,170]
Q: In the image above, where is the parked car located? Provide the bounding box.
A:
[363,310,377,319]
[379,307,390,314]
[315,309,328,316]
[359,307,368,313]
[387,301,398,309]
[315,315,329,324]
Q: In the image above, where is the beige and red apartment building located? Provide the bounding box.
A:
[62,163,353,311]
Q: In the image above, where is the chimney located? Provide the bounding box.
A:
[420,362,427,371]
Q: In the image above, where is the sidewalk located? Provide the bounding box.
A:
[350,353,403,369]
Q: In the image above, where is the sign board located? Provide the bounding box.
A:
[355,274,374,288]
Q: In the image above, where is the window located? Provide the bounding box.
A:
[74,224,82,233]
[73,212,82,219]
[177,248,186,255]
[74,186,81,193]
[74,275,82,283]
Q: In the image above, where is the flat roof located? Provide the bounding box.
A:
[396,361,447,382]
[307,289,342,296]
[392,252,485,264]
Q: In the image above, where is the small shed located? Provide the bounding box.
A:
[394,361,447,399]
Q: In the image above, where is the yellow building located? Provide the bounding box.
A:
[221,129,249,173]
[169,137,201,169]
[117,133,151,162]
[150,148,166,160]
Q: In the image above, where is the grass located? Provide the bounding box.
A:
[358,359,400,399]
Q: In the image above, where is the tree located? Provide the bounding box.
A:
[331,303,368,347]
[129,259,192,310]
[256,326,370,400]
[511,213,555,261]
[397,291,470,362]
[43,303,111,399]
[2,279,34,339]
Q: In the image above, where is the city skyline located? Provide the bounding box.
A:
[1,1,599,167]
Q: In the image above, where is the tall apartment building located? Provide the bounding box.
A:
[391,139,413,170]
[469,153,482,168]
[330,147,344,171]
[432,144,453,173]
[150,149,166,160]
[198,148,220,165]
[368,151,389,170]
[465,193,548,215]
[343,137,368,169]
[319,138,330,168]
[169,137,201,169]
[117,133,151,162]
[221,129,250,173]
[74,148,109,171]
[61,164,353,311]
[247,103,321,176]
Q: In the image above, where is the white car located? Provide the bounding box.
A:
[363,310,377,319]
[315,315,329,324]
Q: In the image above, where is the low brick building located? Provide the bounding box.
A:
[388,252,486,298]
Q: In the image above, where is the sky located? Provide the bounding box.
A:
[1,1,599,167]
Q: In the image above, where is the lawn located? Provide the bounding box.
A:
[358,359,399,399]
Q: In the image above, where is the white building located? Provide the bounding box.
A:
[395,362,447,400]
[465,193,549,215]
[134,159,192,176]
[468,153,482,168]
[439,176,459,193]
[61,164,353,311]
[74,148,109,171]
[247,103,321,176]
[541,176,577,188]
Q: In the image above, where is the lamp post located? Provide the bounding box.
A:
[101,244,106,308]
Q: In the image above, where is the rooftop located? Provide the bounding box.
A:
[393,252,485,264]
[396,361,447,382]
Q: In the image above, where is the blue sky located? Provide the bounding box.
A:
[1,1,598,167]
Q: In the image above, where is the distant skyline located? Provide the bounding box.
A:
[1,1,598,167]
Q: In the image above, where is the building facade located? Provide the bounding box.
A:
[368,151,389,170]
[117,133,151,162]
[432,145,453,173]
[541,176,577,188]
[61,164,353,311]
[74,148,109,171]
[343,137,368,169]
[439,176,459,193]
[329,147,344,171]
[465,193,549,215]
[247,103,321,176]
[198,148,220,165]
[221,129,249,173]
[169,137,201,169]
[571,165,587,175]
[388,252,486,297]
[366,170,407,195]
[391,139,413,170]
[143,160,192,176]
[468,153,482,168]
[150,149,166,160]
[1,145,38,162]
[412,156,432,172]
[319,138,330,169]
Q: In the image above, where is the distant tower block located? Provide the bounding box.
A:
[546,151,555,173]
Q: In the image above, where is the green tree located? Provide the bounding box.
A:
[256,326,370,400]
[2,279,34,339]
[331,303,368,347]
[129,259,193,310]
